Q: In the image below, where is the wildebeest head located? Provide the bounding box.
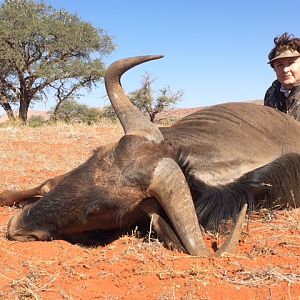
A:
[7,56,245,256]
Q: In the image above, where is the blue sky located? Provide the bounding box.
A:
[11,1,300,110]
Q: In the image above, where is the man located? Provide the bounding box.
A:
[264,32,300,121]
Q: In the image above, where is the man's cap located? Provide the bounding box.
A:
[268,48,300,64]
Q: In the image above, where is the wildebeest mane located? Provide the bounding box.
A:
[187,153,300,230]
[244,152,300,210]
[188,175,254,230]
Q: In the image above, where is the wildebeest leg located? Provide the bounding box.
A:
[0,172,70,206]
[140,198,187,253]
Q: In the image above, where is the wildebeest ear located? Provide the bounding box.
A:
[147,158,247,257]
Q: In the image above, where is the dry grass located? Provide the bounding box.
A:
[7,265,58,299]
[216,266,300,287]
[0,122,123,191]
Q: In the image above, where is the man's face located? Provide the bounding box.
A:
[273,56,300,89]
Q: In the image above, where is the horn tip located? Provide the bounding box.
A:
[146,54,164,61]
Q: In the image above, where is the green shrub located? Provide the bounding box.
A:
[27,115,47,127]
[51,100,102,125]
[99,105,118,121]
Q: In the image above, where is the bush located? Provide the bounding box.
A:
[99,105,118,121]
[27,115,47,127]
[51,100,102,125]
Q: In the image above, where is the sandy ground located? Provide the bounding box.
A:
[0,123,299,300]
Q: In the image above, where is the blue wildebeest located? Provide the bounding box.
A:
[1,55,300,257]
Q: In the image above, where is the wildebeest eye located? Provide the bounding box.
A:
[26,235,39,241]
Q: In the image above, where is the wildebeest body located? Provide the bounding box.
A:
[18,102,300,233]
[163,102,300,227]
[164,102,300,186]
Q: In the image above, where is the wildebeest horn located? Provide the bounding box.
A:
[105,55,164,143]
[147,158,247,256]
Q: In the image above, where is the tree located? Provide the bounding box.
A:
[0,0,115,123]
[128,73,183,122]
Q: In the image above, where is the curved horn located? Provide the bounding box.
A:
[105,55,164,143]
[147,158,210,256]
[214,203,247,257]
[147,158,246,256]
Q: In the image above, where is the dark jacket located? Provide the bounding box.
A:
[264,80,300,121]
